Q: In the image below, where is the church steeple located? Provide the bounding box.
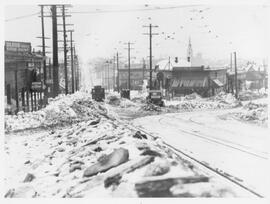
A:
[187,37,193,62]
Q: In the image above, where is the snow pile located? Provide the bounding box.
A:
[5,116,238,197]
[220,101,268,126]
[130,91,148,104]
[119,99,139,108]
[236,102,268,124]
[183,93,202,101]
[131,97,147,104]
[166,100,228,111]
[165,92,241,112]
[5,92,106,132]
[209,92,239,105]
[130,90,148,99]
[238,89,268,101]
[140,103,162,112]
[106,93,121,106]
[106,93,138,108]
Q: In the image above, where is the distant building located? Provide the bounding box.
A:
[118,63,149,90]
[244,63,267,89]
[170,66,227,97]
[154,57,227,97]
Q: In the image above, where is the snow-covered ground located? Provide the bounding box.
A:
[133,107,269,196]
[4,90,268,197]
[5,91,251,198]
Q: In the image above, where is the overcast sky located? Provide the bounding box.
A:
[4,4,269,65]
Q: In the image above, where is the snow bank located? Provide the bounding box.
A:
[105,93,139,108]
[165,92,241,112]
[238,89,268,101]
[235,102,268,124]
[220,101,268,126]
[5,92,106,132]
[5,115,238,197]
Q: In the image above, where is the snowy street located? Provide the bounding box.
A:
[4,3,269,199]
[133,108,268,197]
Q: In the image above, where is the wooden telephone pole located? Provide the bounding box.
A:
[40,5,47,105]
[234,52,238,99]
[70,30,75,93]
[116,52,119,92]
[124,42,134,90]
[143,24,158,90]
[51,5,59,97]
[62,5,68,94]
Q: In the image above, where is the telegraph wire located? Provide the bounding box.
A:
[5,12,40,22]
[5,5,203,22]
[69,5,202,14]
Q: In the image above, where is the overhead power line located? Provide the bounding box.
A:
[70,5,202,14]
[5,12,40,22]
[5,5,202,22]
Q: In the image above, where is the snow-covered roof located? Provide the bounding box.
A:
[244,63,263,72]
[155,58,191,71]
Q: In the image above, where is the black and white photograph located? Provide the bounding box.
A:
[1,0,269,200]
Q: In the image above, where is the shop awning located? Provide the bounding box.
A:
[212,79,224,87]
[171,79,179,88]
[172,78,208,88]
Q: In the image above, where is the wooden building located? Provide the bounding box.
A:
[5,41,45,114]
[170,66,227,97]
[118,63,149,90]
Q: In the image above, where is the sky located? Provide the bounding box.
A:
[4,4,269,65]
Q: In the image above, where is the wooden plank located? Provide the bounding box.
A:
[21,88,25,111]
[34,91,37,111]
[14,70,19,113]
[30,91,34,112]
[26,88,29,112]
[6,84,11,105]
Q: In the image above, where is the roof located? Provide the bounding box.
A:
[212,79,224,87]
[244,63,264,72]
[246,71,263,81]
[155,58,191,71]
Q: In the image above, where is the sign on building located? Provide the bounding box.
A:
[5,41,31,53]
[46,79,53,84]
[31,82,45,90]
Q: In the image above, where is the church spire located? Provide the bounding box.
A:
[187,37,193,62]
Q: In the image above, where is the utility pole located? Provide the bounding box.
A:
[15,68,19,113]
[234,52,238,99]
[70,30,74,93]
[124,42,134,90]
[143,24,158,90]
[40,5,47,105]
[230,53,233,71]
[142,58,145,80]
[62,5,68,94]
[128,43,131,90]
[73,46,78,91]
[107,61,110,91]
[116,52,120,92]
[51,5,59,97]
[113,55,115,91]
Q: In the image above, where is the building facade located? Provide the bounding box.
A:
[118,63,149,90]
[5,41,44,113]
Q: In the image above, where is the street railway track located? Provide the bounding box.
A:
[158,116,267,160]
[115,119,264,198]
